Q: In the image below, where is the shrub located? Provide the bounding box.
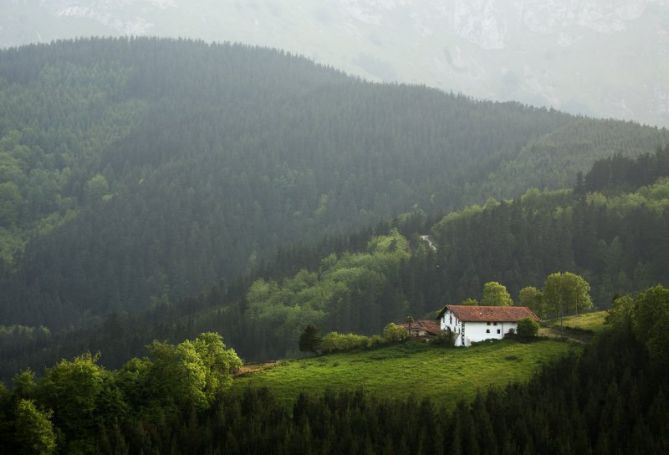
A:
[517,318,539,339]
[382,323,408,343]
[320,332,370,354]
[432,330,455,347]
[367,335,385,349]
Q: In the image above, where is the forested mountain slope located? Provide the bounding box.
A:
[2,148,668,378]
[3,38,667,330]
[3,1,669,128]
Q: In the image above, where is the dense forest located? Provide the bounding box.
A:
[1,38,668,333]
[1,285,667,454]
[1,147,668,377]
[1,37,668,455]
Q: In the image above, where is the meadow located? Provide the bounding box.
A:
[553,310,609,333]
[234,339,578,407]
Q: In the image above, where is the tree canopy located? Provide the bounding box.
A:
[544,272,593,317]
[1,38,667,333]
[480,281,513,306]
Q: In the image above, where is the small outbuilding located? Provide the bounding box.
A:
[438,305,540,347]
[399,320,442,339]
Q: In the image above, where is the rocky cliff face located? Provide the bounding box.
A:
[2,0,668,127]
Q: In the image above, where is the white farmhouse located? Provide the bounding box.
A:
[438,305,540,347]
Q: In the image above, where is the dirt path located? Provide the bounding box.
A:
[539,327,591,345]
[235,361,281,377]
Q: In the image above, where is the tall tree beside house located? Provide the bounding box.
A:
[543,272,593,318]
[480,282,513,306]
[518,287,545,317]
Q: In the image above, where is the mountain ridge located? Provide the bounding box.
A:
[2,1,668,127]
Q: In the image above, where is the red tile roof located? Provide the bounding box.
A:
[399,320,442,336]
[444,305,540,322]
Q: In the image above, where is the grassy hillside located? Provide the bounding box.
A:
[3,176,667,379]
[234,339,578,406]
[552,311,609,334]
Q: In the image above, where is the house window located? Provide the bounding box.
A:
[487,322,491,326]
[493,322,498,326]
[486,329,490,333]
[497,329,501,334]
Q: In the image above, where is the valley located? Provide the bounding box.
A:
[0,36,667,454]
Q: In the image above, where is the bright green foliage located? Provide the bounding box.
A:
[146,332,241,409]
[14,399,56,455]
[516,318,539,339]
[36,353,107,437]
[0,330,242,453]
[543,272,593,317]
[555,311,609,333]
[246,231,410,355]
[13,369,37,399]
[518,287,545,317]
[461,298,479,306]
[481,282,513,306]
[382,323,408,342]
[234,340,576,405]
[320,332,371,354]
[192,332,242,398]
[146,340,208,409]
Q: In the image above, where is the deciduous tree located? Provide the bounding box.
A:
[481,282,513,306]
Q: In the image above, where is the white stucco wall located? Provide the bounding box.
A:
[440,310,518,347]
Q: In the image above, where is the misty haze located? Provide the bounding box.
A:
[0,2,668,454]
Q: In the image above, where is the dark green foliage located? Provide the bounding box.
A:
[3,174,669,376]
[1,287,667,454]
[629,285,669,366]
[0,333,240,454]
[1,38,667,334]
[1,37,669,379]
[298,325,321,354]
[578,145,669,194]
[516,318,539,339]
[431,331,456,347]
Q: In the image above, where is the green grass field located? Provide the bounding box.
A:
[553,311,609,333]
[234,339,578,407]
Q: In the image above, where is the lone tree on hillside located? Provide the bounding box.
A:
[544,272,593,317]
[481,281,513,306]
[299,325,322,354]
